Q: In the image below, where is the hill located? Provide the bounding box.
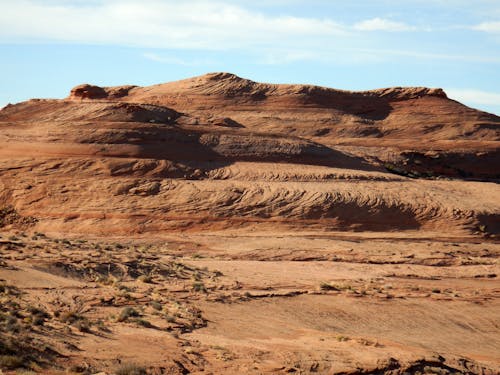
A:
[0,73,498,374]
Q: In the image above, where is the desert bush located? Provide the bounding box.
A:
[16,370,37,375]
[74,320,91,333]
[3,315,21,333]
[165,315,176,323]
[94,319,110,333]
[319,282,339,291]
[192,282,206,293]
[117,307,140,322]
[115,363,147,375]
[137,275,153,283]
[0,354,23,369]
[149,301,162,311]
[28,306,50,320]
[134,319,153,328]
[58,309,91,332]
[59,311,81,324]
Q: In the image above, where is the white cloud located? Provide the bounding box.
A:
[472,21,500,33]
[0,0,496,67]
[0,1,424,53]
[353,17,416,32]
[359,48,500,63]
[446,88,500,106]
[0,0,346,50]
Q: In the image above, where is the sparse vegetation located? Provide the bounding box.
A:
[137,274,153,283]
[134,318,153,328]
[117,307,140,322]
[165,314,176,323]
[27,306,50,326]
[74,319,91,333]
[115,363,147,375]
[150,301,162,311]
[192,281,207,293]
[0,354,24,369]
[319,282,339,291]
[0,207,37,228]
[0,69,498,375]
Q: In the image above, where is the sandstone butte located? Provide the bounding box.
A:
[0,72,498,374]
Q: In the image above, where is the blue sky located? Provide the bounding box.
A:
[1,0,500,114]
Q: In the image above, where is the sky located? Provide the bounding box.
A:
[1,0,499,114]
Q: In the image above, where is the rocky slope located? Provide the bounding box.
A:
[0,72,498,236]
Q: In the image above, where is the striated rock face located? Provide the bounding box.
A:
[368,86,447,100]
[0,72,498,236]
[64,73,496,142]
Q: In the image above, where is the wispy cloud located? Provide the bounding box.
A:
[0,0,498,67]
[353,18,416,32]
[446,88,500,107]
[359,48,500,63]
[0,0,346,50]
[143,53,214,66]
[257,47,500,65]
[0,1,422,52]
[472,21,500,33]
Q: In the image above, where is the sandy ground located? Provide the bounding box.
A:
[0,231,498,374]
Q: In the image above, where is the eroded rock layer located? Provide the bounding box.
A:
[1,73,498,236]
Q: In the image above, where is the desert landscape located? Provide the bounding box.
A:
[0,72,499,374]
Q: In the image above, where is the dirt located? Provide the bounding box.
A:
[0,73,498,374]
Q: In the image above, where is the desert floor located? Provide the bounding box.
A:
[1,225,498,374]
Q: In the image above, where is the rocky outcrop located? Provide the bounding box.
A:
[69,84,137,100]
[0,72,498,235]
